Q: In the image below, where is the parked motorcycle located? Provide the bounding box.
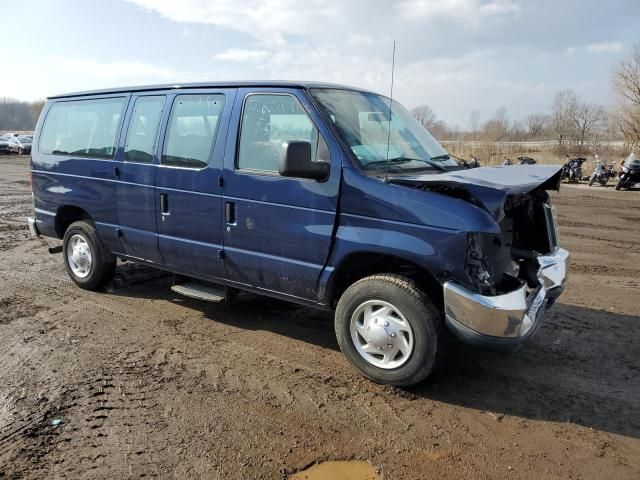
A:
[561,157,586,183]
[517,156,536,165]
[616,153,640,190]
[588,160,615,186]
[457,155,481,169]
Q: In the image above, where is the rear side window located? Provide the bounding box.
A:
[39,97,126,159]
[238,94,326,173]
[124,96,165,163]
[162,94,225,169]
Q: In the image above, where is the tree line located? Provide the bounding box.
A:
[411,43,640,149]
[0,98,45,131]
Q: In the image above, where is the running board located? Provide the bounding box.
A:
[171,282,226,302]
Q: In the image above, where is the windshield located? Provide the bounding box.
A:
[624,153,640,167]
[310,88,455,173]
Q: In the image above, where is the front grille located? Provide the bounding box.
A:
[543,204,559,252]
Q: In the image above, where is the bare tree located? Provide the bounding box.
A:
[551,90,578,145]
[510,119,526,141]
[612,44,640,147]
[525,113,548,139]
[573,102,606,146]
[482,107,509,142]
[411,105,437,131]
[469,109,480,133]
[29,100,46,125]
[0,98,35,130]
[429,120,450,140]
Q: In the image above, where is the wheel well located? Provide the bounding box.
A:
[329,253,443,310]
[55,206,92,238]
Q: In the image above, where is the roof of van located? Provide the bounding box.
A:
[48,81,377,99]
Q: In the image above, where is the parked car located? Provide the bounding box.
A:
[28,82,569,386]
[9,136,32,155]
[0,135,13,154]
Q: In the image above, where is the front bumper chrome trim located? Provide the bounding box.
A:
[27,216,40,237]
[443,247,569,345]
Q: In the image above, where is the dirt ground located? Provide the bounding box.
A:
[0,154,639,479]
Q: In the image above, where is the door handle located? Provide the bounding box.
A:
[225,202,236,225]
[160,193,170,217]
[114,165,120,179]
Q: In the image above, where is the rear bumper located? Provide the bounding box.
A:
[27,216,40,237]
[443,248,569,349]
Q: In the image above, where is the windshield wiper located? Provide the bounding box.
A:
[365,156,446,172]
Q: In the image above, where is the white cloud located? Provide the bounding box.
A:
[124,0,343,46]
[214,48,272,62]
[347,34,375,46]
[54,57,179,81]
[0,57,200,100]
[586,42,623,53]
[397,0,519,24]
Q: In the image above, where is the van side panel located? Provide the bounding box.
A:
[31,95,130,251]
[221,87,342,300]
[154,89,236,279]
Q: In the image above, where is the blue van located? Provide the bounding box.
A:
[27,82,568,386]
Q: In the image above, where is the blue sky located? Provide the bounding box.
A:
[2,0,638,126]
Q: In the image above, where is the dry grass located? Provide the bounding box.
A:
[441,141,630,175]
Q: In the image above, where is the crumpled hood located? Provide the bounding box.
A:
[390,165,563,220]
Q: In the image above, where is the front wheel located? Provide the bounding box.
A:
[63,220,116,290]
[335,274,441,386]
[616,176,625,190]
[588,174,596,186]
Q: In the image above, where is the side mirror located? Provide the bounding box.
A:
[279,141,329,181]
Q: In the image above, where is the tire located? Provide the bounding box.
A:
[616,177,624,191]
[62,220,116,290]
[334,274,442,387]
[17,147,23,155]
[588,175,595,186]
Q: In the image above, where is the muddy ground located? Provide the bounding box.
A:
[0,154,639,479]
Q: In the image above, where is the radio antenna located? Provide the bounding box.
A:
[384,41,396,184]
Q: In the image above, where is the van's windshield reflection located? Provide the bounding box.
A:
[310,88,457,173]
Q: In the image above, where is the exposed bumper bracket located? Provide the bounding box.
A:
[444,248,569,348]
[27,216,40,238]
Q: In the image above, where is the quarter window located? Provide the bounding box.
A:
[162,94,225,169]
[124,96,165,163]
[39,97,126,159]
[238,94,328,173]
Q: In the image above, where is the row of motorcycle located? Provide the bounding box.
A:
[560,153,640,190]
[459,153,640,191]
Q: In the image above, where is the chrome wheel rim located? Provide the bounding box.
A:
[350,300,414,369]
[67,234,92,278]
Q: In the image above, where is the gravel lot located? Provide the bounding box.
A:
[1,154,639,479]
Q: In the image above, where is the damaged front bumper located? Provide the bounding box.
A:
[443,248,569,349]
[27,216,40,237]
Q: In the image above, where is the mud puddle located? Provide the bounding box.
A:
[290,460,381,480]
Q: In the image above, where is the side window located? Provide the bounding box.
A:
[39,97,126,159]
[124,96,165,163]
[162,94,225,169]
[238,94,329,173]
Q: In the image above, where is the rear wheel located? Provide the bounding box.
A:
[335,274,442,386]
[616,177,625,190]
[63,220,116,290]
